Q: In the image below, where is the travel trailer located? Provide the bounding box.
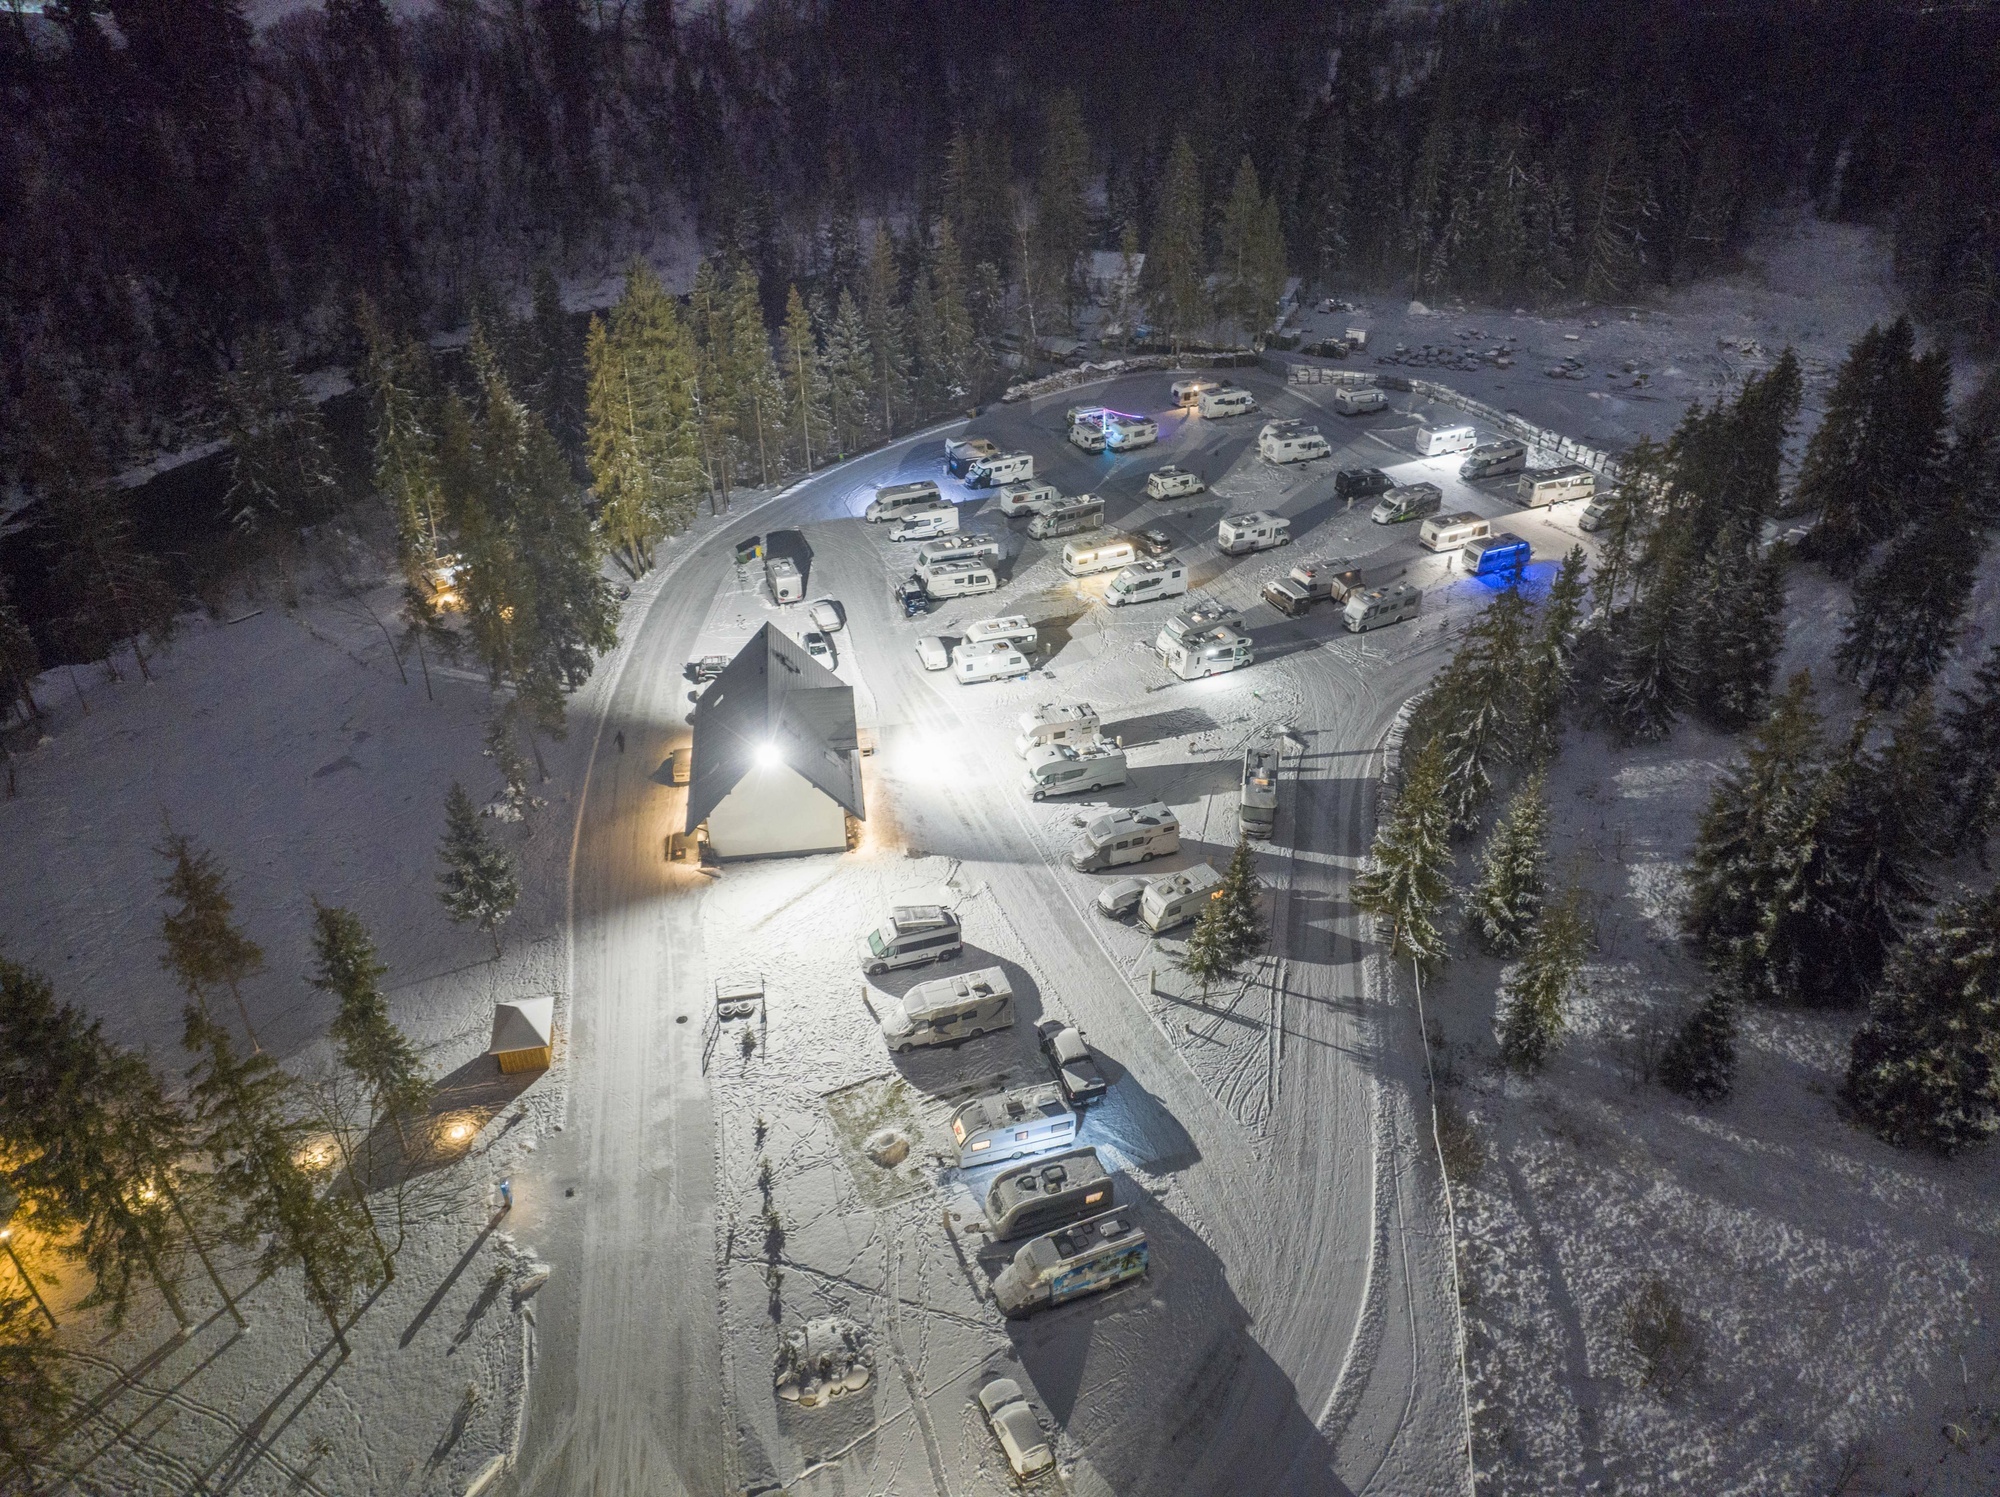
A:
[1519,464,1596,508]
[915,534,1001,569]
[1061,537,1139,576]
[992,1210,1148,1318]
[1105,556,1189,607]
[1171,377,1219,408]
[1140,863,1225,933]
[1419,511,1492,552]
[952,641,1032,684]
[975,1148,1115,1240]
[1067,803,1180,871]
[1464,532,1531,577]
[965,615,1038,651]
[877,967,1014,1053]
[948,1084,1077,1169]
[1027,495,1104,540]
[1015,703,1101,757]
[1023,743,1129,800]
[1217,510,1291,555]
[995,480,1062,517]
[1343,582,1423,633]
[1333,386,1387,416]
[1414,424,1477,457]
[915,558,1000,600]
[866,480,944,522]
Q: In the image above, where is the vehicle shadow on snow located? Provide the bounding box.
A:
[1007,1200,1354,1496]
[1100,705,1220,748]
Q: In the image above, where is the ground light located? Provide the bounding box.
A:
[0,1226,57,1329]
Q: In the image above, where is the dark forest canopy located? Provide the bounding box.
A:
[1,0,1997,474]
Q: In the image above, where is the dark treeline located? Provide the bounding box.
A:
[3,0,1998,480]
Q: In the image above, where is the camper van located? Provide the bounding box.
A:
[948,1085,1076,1169]
[965,615,1038,651]
[953,641,1031,684]
[1263,558,1352,617]
[1146,466,1205,500]
[1415,424,1477,457]
[916,559,999,600]
[858,904,962,975]
[1068,803,1180,871]
[866,480,944,523]
[1258,421,1331,464]
[1241,747,1279,836]
[966,451,1035,489]
[1105,557,1189,607]
[1016,703,1101,757]
[877,967,1014,1053]
[1333,386,1387,416]
[1519,464,1596,508]
[1067,411,1106,453]
[1171,377,1219,408]
[1464,532,1530,577]
[892,505,959,542]
[1164,623,1252,681]
[1061,537,1139,577]
[1027,495,1104,540]
[1336,466,1394,503]
[978,1148,1115,1241]
[1419,511,1492,552]
[1371,482,1444,525]
[992,1209,1148,1318]
[1141,863,1225,933]
[1343,582,1423,633]
[1460,440,1528,480]
[1103,414,1159,450]
[995,480,1062,517]
[1199,387,1258,419]
[915,533,1001,569]
[1157,599,1243,655]
[1217,510,1291,555]
[945,437,999,478]
[766,556,803,604]
[1024,743,1129,800]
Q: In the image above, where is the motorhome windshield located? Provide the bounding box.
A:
[867,929,889,958]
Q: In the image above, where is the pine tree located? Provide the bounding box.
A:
[1523,547,1589,759]
[1144,134,1208,351]
[0,578,39,729]
[0,1319,67,1484]
[484,706,535,819]
[1353,736,1455,969]
[219,328,343,533]
[1591,438,1663,618]
[729,258,786,485]
[157,826,266,1049]
[1496,886,1590,1069]
[1214,155,1286,345]
[1183,835,1268,986]
[437,781,518,953]
[1844,883,2000,1154]
[1104,220,1144,349]
[1576,118,1655,299]
[1941,644,2000,857]
[1428,586,1531,832]
[925,221,981,405]
[822,288,875,453]
[778,284,829,471]
[858,229,911,441]
[1602,527,1694,741]
[1659,988,1738,1102]
[1687,518,1787,731]
[1466,771,1550,955]
[311,901,430,1160]
[1033,92,1092,329]
[524,264,585,460]
[688,258,740,511]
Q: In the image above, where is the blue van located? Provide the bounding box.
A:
[1464,532,1530,578]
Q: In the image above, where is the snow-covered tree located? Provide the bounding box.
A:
[1687,518,1787,731]
[1523,547,1589,759]
[1466,771,1549,956]
[312,901,430,1163]
[437,781,518,952]
[1601,532,1694,741]
[1353,736,1455,969]
[822,288,875,453]
[37,446,179,686]
[859,229,911,441]
[688,258,741,510]
[1496,886,1590,1069]
[0,1310,67,1484]
[922,221,981,404]
[1214,154,1286,344]
[1143,134,1208,351]
[1180,836,1268,996]
[0,578,39,728]
[778,284,830,471]
[156,826,266,1050]
[1941,643,2000,858]
[1659,988,1737,1102]
[1430,585,1531,832]
[1844,883,2000,1154]
[1033,92,1092,327]
[729,258,787,485]
[586,261,703,572]
[219,328,343,533]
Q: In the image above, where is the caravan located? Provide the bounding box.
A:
[1068,803,1180,871]
[1415,424,1477,457]
[1217,510,1291,555]
[866,480,944,523]
[877,967,1014,1053]
[995,480,1062,517]
[1105,556,1189,607]
[973,1149,1115,1241]
[1171,377,1219,408]
[966,451,1035,488]
[1262,558,1361,617]
[1258,421,1330,464]
[1024,743,1129,800]
[1519,465,1596,508]
[1419,511,1492,552]
[1333,386,1387,416]
[1067,411,1106,453]
[1459,440,1527,480]
[992,1209,1148,1318]
[1240,747,1279,836]
[1027,495,1104,539]
[948,1085,1077,1169]
[1140,864,1225,932]
[1464,532,1530,577]
[1061,537,1139,576]
[952,640,1032,684]
[1016,703,1101,757]
[965,615,1038,651]
[915,533,1001,569]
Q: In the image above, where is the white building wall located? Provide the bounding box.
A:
[705,760,849,860]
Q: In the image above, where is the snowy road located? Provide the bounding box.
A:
[513,370,1511,1495]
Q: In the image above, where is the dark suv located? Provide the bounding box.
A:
[1335,466,1393,503]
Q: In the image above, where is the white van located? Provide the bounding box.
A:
[1164,623,1252,680]
[945,436,999,478]
[1371,482,1444,525]
[1104,414,1159,450]
[1419,511,1491,552]
[1146,466,1205,500]
[1028,495,1103,540]
[766,556,803,603]
[953,640,1031,684]
[995,480,1062,517]
[1157,599,1242,654]
[1068,803,1180,871]
[1140,863,1224,932]
[1106,556,1189,606]
[1333,386,1387,416]
[1258,421,1330,464]
[1199,387,1257,419]
[967,451,1035,488]
[866,479,944,523]
[878,967,1014,1053]
[1024,743,1128,800]
[892,505,959,542]
[1062,537,1139,576]
[917,559,999,600]
[1171,378,1218,408]
[1415,424,1476,457]
[915,533,1001,568]
[1520,464,1596,508]
[949,1084,1076,1168]
[858,904,962,974]
[1217,511,1291,555]
[1016,702,1101,757]
[966,615,1038,650]
[1344,582,1422,633]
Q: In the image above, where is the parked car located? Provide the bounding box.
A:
[914,636,951,671]
[1138,528,1175,557]
[1095,877,1148,921]
[683,654,730,684]
[977,1379,1055,1478]
[808,597,845,632]
[801,630,835,666]
[1036,1019,1108,1107]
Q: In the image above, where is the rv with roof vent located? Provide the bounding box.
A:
[1199,387,1257,419]
[858,905,962,975]
[1258,421,1330,464]
[1028,495,1103,539]
[995,480,1062,517]
[1105,556,1189,606]
[1519,464,1596,508]
[1068,803,1180,871]
[974,1148,1115,1241]
[1217,510,1291,555]
[1343,582,1423,633]
[1415,424,1476,457]
[1333,386,1387,416]
[993,1209,1148,1317]
[1420,511,1492,552]
[877,966,1013,1052]
[866,480,944,522]
[1016,703,1101,757]
[948,1084,1076,1168]
[967,451,1035,488]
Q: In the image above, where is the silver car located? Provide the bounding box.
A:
[977,1378,1054,1477]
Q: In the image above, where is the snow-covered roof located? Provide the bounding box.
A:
[686,623,863,832]
[488,997,554,1055]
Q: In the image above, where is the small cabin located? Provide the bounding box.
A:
[488,998,554,1074]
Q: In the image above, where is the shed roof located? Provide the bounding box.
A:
[488,997,554,1055]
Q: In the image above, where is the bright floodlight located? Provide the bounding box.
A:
[756,741,783,769]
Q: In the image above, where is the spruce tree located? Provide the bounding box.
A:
[1844,883,2000,1154]
[1467,772,1550,956]
[1590,438,1663,618]
[688,258,742,510]
[1209,836,1268,969]
[1213,155,1286,345]
[311,901,430,1162]
[1941,643,2000,857]
[1602,527,1694,741]
[356,297,452,677]
[437,782,518,953]
[1523,547,1589,759]
[1687,518,1787,731]
[219,328,343,533]
[157,826,266,1049]
[860,228,911,441]
[586,261,703,573]
[925,221,981,404]
[1144,134,1208,350]
[1496,886,1590,1069]
[0,577,42,730]
[1430,586,1531,832]
[1033,93,1092,328]
[823,288,875,453]
[524,264,585,461]
[729,258,786,485]
[0,1317,67,1486]
[1659,988,1738,1102]
[1353,736,1455,969]
[778,284,829,470]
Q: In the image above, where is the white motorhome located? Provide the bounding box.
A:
[1068,803,1180,871]
[877,966,1014,1053]
[1343,582,1422,633]
[1156,599,1243,655]
[915,533,1001,569]
[1023,743,1129,800]
[1164,623,1252,680]
[858,905,962,974]
[967,451,1035,488]
[1199,387,1257,419]
[1027,495,1103,540]
[1171,377,1219,408]
[913,559,999,602]
[1459,440,1527,480]
[995,480,1062,517]
[965,615,1038,650]
[1141,863,1224,932]
[992,1209,1148,1319]
[1261,557,1362,617]
[766,556,803,603]
[892,505,959,542]
[1371,481,1444,524]
[1240,747,1279,836]
[1105,556,1189,607]
[866,479,944,522]
[1419,511,1491,552]
[953,641,1031,684]
[1332,385,1386,416]
[1258,421,1330,464]
[1217,510,1291,555]
[1519,464,1596,508]
[948,1084,1077,1169]
[945,436,999,478]
[1415,424,1477,457]
[1016,703,1101,757]
[1103,414,1159,450]
[1061,537,1138,576]
[1067,411,1106,453]
[1145,466,1205,500]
